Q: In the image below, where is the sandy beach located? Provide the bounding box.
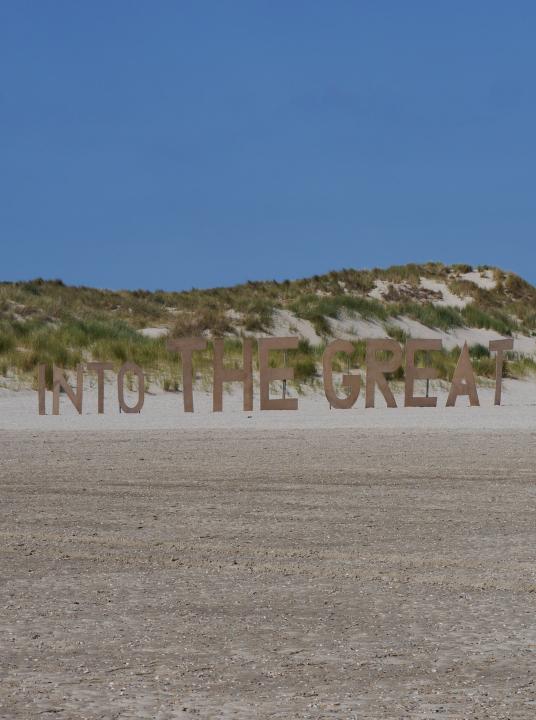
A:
[4,0,536,715]
[2,376,536,432]
[1,424,536,719]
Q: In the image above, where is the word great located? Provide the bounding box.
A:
[37,336,514,415]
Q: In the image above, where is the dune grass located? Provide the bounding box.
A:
[1,263,535,390]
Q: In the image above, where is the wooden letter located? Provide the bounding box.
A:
[322,339,360,409]
[258,337,299,410]
[52,365,84,415]
[489,338,514,406]
[38,364,47,415]
[446,342,479,407]
[213,338,253,412]
[167,338,207,412]
[87,362,114,414]
[404,339,442,407]
[365,339,403,408]
[117,362,145,413]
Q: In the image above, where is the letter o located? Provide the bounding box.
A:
[117,362,145,413]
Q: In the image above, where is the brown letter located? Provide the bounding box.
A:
[53,365,84,415]
[365,339,403,408]
[213,338,253,412]
[489,338,514,406]
[404,339,442,407]
[37,364,47,415]
[322,340,360,409]
[446,342,479,407]
[167,337,207,412]
[117,362,145,413]
[258,337,299,410]
[87,362,114,414]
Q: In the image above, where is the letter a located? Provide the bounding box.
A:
[446,343,479,407]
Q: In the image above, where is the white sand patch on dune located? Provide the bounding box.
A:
[419,278,472,308]
[328,313,387,340]
[446,327,505,350]
[391,317,438,338]
[391,317,476,347]
[228,309,321,343]
[139,327,169,338]
[342,316,536,353]
[368,279,393,301]
[369,277,473,307]
[333,312,530,351]
[460,270,497,290]
[225,309,243,323]
[511,334,536,355]
[391,322,507,351]
[270,309,321,344]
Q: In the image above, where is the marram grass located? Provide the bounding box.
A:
[0,262,535,389]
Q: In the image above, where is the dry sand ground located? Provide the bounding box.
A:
[1,428,536,719]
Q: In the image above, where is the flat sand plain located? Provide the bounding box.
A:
[1,428,536,719]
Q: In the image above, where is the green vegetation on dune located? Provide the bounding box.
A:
[0,262,535,389]
[392,302,463,331]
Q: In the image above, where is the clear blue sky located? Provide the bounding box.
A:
[1,2,535,289]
